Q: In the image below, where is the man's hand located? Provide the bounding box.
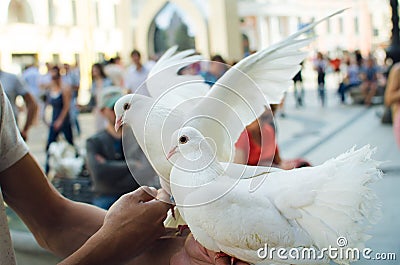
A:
[171,233,249,265]
[59,187,171,265]
[101,187,171,256]
[94,154,106,164]
[53,118,63,131]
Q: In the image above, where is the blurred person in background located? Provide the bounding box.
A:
[293,61,305,107]
[200,54,228,86]
[234,105,310,169]
[38,62,53,122]
[234,108,278,167]
[0,68,37,140]
[90,63,113,131]
[360,56,380,106]
[313,52,328,107]
[337,55,361,104]
[63,63,81,137]
[124,49,150,95]
[42,65,73,174]
[385,62,400,149]
[22,64,41,102]
[104,56,125,87]
[86,87,157,209]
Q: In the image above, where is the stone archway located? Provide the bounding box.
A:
[134,0,209,60]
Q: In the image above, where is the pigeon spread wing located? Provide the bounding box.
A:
[188,9,345,162]
[146,46,209,110]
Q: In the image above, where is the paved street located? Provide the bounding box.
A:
[275,90,400,264]
[19,84,400,264]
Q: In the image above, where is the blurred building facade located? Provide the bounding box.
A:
[0,0,126,98]
[130,0,390,61]
[239,0,391,57]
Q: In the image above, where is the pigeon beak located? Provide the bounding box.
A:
[115,116,123,132]
[167,146,178,160]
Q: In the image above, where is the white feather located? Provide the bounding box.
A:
[170,127,381,265]
[116,10,347,228]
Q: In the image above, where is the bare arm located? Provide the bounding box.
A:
[58,187,170,264]
[1,153,174,264]
[21,92,38,140]
[0,153,105,257]
[385,63,400,106]
[234,148,247,165]
[56,85,72,125]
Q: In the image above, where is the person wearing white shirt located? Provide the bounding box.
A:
[124,49,150,96]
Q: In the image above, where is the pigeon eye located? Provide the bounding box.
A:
[179,135,189,144]
[123,103,130,110]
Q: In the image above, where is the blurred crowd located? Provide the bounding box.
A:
[313,49,389,107]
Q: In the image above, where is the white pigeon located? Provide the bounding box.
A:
[168,126,381,265]
[48,141,84,180]
[115,10,345,195]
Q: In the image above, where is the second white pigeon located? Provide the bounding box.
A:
[168,127,381,265]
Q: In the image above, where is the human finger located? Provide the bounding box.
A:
[132,186,158,202]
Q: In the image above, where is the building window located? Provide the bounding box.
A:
[74,54,80,65]
[96,53,105,63]
[113,4,118,27]
[7,0,34,24]
[48,0,55,25]
[94,1,100,27]
[53,54,60,64]
[326,19,331,34]
[338,17,343,34]
[72,0,77,25]
[354,17,359,34]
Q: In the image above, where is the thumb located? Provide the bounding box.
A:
[134,186,158,202]
[156,189,172,203]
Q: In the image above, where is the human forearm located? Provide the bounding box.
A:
[234,149,247,165]
[55,87,71,124]
[385,65,400,106]
[42,200,106,257]
[57,103,70,124]
[58,227,182,265]
[60,188,171,264]
[385,88,400,106]
[22,93,38,132]
[57,227,127,265]
[1,154,105,257]
[128,236,187,265]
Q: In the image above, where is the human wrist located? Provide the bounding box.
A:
[58,226,127,265]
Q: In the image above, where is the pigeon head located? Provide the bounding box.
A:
[167,126,216,163]
[113,94,134,131]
